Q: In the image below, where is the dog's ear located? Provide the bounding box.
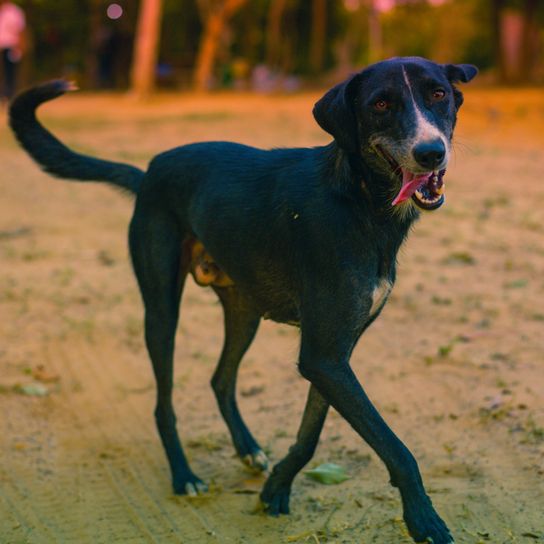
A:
[444,64,478,84]
[313,74,361,153]
[443,64,477,111]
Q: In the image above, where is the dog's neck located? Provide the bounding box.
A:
[324,143,419,229]
[322,142,419,280]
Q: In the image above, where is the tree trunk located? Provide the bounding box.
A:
[520,0,538,83]
[193,0,247,92]
[86,0,102,88]
[367,0,382,65]
[130,0,163,98]
[266,0,288,69]
[491,0,506,83]
[309,0,326,74]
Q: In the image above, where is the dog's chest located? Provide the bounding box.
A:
[369,279,392,319]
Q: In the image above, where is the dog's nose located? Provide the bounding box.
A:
[412,141,446,170]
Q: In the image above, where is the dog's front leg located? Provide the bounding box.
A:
[260,384,328,515]
[297,327,453,544]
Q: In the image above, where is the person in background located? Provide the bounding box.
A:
[0,0,26,101]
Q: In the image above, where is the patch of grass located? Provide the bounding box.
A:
[431,295,452,306]
[483,194,510,209]
[21,248,50,262]
[425,334,471,364]
[52,267,75,287]
[437,343,454,358]
[490,352,509,362]
[479,400,513,423]
[125,316,142,338]
[443,251,476,265]
[61,316,96,342]
[503,279,528,289]
[442,442,456,456]
[187,433,228,451]
[520,417,544,444]
[520,218,543,232]
[0,226,33,240]
[190,350,214,364]
[97,249,116,267]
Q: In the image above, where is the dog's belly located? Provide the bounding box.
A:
[240,279,301,325]
[262,304,300,326]
[184,238,300,324]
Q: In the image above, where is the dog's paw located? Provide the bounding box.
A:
[173,474,208,496]
[184,481,209,496]
[259,475,291,516]
[242,449,270,473]
[403,495,454,543]
[259,489,291,516]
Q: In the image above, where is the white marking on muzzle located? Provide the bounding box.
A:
[402,67,449,162]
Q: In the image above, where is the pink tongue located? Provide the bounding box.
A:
[392,170,430,206]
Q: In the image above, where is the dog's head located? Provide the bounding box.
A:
[313,57,477,212]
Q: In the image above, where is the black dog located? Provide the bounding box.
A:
[9,57,477,544]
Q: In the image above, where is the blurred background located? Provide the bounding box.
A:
[5,0,544,97]
[1,2,543,543]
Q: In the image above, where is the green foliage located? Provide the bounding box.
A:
[18,0,540,89]
[382,0,493,67]
[161,0,201,82]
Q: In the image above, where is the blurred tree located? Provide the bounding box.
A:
[86,0,101,86]
[266,0,288,69]
[491,0,506,81]
[161,0,201,87]
[492,0,542,83]
[23,0,91,81]
[310,0,326,73]
[131,0,163,97]
[193,0,247,91]
[13,0,544,90]
[229,0,268,70]
[520,0,538,81]
[367,0,382,64]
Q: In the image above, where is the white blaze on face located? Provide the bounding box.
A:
[402,67,450,164]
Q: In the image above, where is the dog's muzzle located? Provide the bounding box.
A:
[375,144,446,211]
[393,169,445,210]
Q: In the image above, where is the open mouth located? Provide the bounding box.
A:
[397,169,445,210]
[375,145,446,211]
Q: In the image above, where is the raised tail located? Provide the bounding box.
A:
[9,80,144,194]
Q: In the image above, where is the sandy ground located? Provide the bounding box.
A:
[0,87,543,544]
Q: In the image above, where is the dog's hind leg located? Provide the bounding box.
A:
[211,287,268,472]
[129,208,206,495]
[260,385,328,514]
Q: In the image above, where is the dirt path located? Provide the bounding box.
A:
[0,89,543,543]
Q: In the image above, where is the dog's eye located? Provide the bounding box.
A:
[431,89,446,101]
[374,99,390,111]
